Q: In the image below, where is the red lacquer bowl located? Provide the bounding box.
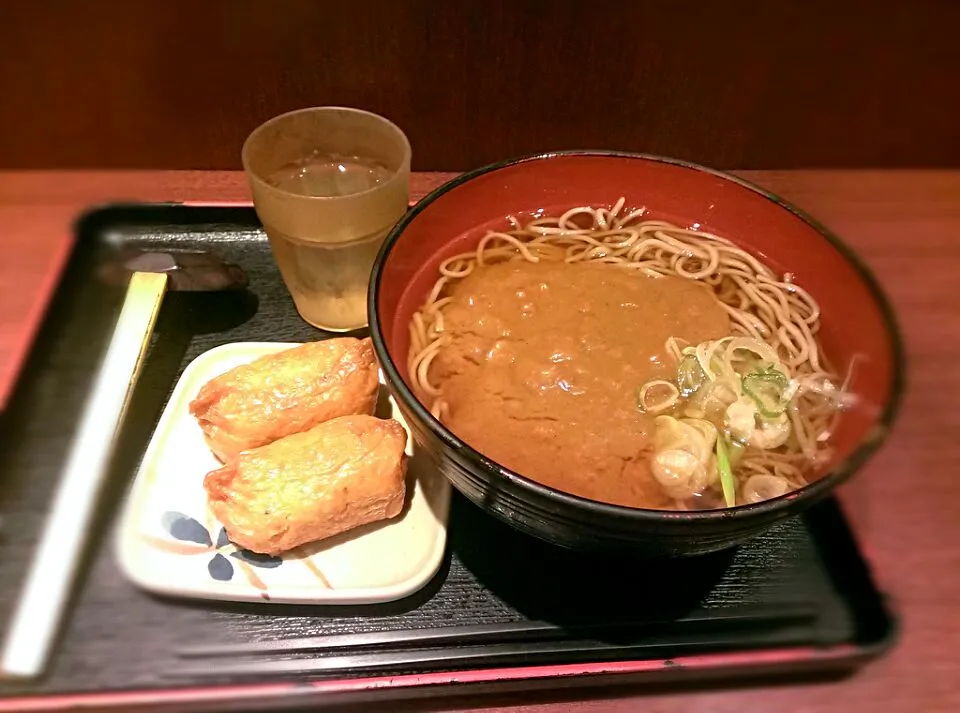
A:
[368,152,905,555]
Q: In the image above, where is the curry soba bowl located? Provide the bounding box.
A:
[368,152,904,555]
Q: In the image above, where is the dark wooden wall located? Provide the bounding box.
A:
[1,0,957,171]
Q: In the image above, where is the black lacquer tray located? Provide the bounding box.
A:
[0,205,896,711]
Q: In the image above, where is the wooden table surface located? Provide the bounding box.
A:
[0,170,957,712]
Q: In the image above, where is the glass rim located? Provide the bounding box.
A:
[241,106,412,202]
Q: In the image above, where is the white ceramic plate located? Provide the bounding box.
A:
[116,341,450,605]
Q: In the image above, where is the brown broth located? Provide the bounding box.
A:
[431,260,731,509]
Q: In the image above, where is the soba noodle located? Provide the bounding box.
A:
[408,198,850,509]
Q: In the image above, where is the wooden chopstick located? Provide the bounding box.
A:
[0,272,169,680]
[177,605,817,660]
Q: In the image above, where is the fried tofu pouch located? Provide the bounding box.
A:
[189,338,379,462]
[204,415,408,555]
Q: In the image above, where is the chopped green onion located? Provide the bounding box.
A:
[757,364,788,386]
[742,367,789,419]
[716,436,736,507]
[677,354,705,396]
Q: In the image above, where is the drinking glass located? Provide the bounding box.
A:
[242,107,411,331]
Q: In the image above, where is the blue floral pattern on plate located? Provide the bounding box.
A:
[156,511,286,595]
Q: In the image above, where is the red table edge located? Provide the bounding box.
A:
[0,227,77,412]
[0,643,871,711]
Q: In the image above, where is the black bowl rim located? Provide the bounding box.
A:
[368,149,907,524]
